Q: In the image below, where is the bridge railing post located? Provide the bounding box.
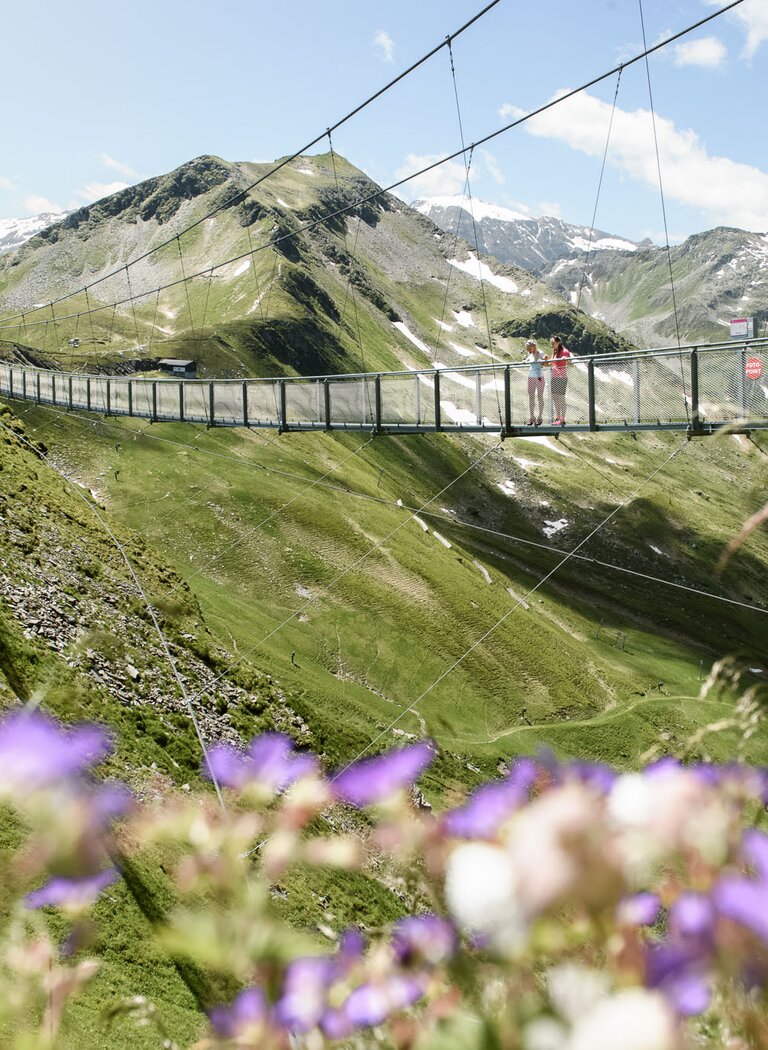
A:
[8,367,13,398]
[434,370,442,432]
[242,381,248,427]
[128,380,133,417]
[68,375,73,411]
[632,360,641,424]
[736,344,746,418]
[374,375,382,433]
[179,381,185,422]
[588,357,596,431]
[106,378,111,416]
[85,377,90,411]
[208,382,215,426]
[21,369,27,400]
[503,365,511,434]
[323,378,331,430]
[279,380,287,431]
[690,348,700,430]
[475,371,482,426]
[151,382,157,421]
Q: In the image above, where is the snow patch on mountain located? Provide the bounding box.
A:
[0,212,69,255]
[393,321,432,356]
[448,252,519,293]
[413,195,531,223]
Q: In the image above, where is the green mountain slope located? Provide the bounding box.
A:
[0,153,634,377]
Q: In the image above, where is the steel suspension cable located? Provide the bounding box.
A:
[576,66,623,314]
[638,0,690,428]
[446,37,502,425]
[327,131,369,384]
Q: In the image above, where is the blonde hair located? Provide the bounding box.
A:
[525,339,538,350]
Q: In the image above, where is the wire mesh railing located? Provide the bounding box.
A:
[1,340,766,435]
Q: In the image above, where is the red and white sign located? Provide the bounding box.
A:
[745,356,763,380]
[731,317,755,339]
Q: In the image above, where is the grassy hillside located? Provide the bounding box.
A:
[7,397,766,777]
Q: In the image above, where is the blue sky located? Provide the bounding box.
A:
[3,0,767,242]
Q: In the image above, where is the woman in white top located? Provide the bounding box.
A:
[523,339,547,426]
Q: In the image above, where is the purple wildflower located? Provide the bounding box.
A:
[392,915,457,967]
[645,941,711,1016]
[617,892,662,927]
[712,829,768,943]
[0,712,111,793]
[331,741,435,808]
[743,829,768,880]
[443,779,528,838]
[343,973,427,1028]
[25,868,119,909]
[669,893,716,942]
[565,760,618,794]
[714,877,768,943]
[209,988,266,1038]
[337,927,365,969]
[320,1007,355,1040]
[507,756,539,791]
[205,733,316,792]
[643,757,681,778]
[273,956,337,1033]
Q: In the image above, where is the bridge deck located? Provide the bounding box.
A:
[1,341,766,436]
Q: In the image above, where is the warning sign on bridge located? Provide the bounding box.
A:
[745,356,763,380]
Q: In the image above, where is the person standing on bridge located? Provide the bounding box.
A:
[523,339,547,426]
[549,335,573,425]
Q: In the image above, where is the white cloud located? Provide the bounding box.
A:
[0,176,17,191]
[373,29,395,63]
[673,36,727,67]
[498,102,523,122]
[707,0,768,59]
[513,89,768,232]
[539,201,563,219]
[77,181,130,204]
[394,153,469,198]
[480,149,506,185]
[99,152,139,179]
[24,194,63,215]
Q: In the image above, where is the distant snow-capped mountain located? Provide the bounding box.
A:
[0,212,69,255]
[412,195,644,275]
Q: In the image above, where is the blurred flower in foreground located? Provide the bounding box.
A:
[566,988,678,1050]
[714,829,768,944]
[0,711,111,793]
[392,915,457,967]
[331,741,435,807]
[443,757,535,838]
[208,987,266,1039]
[25,868,120,910]
[205,733,316,794]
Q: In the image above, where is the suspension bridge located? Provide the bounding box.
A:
[1,338,766,436]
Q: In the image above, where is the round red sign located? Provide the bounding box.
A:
[745,356,763,380]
